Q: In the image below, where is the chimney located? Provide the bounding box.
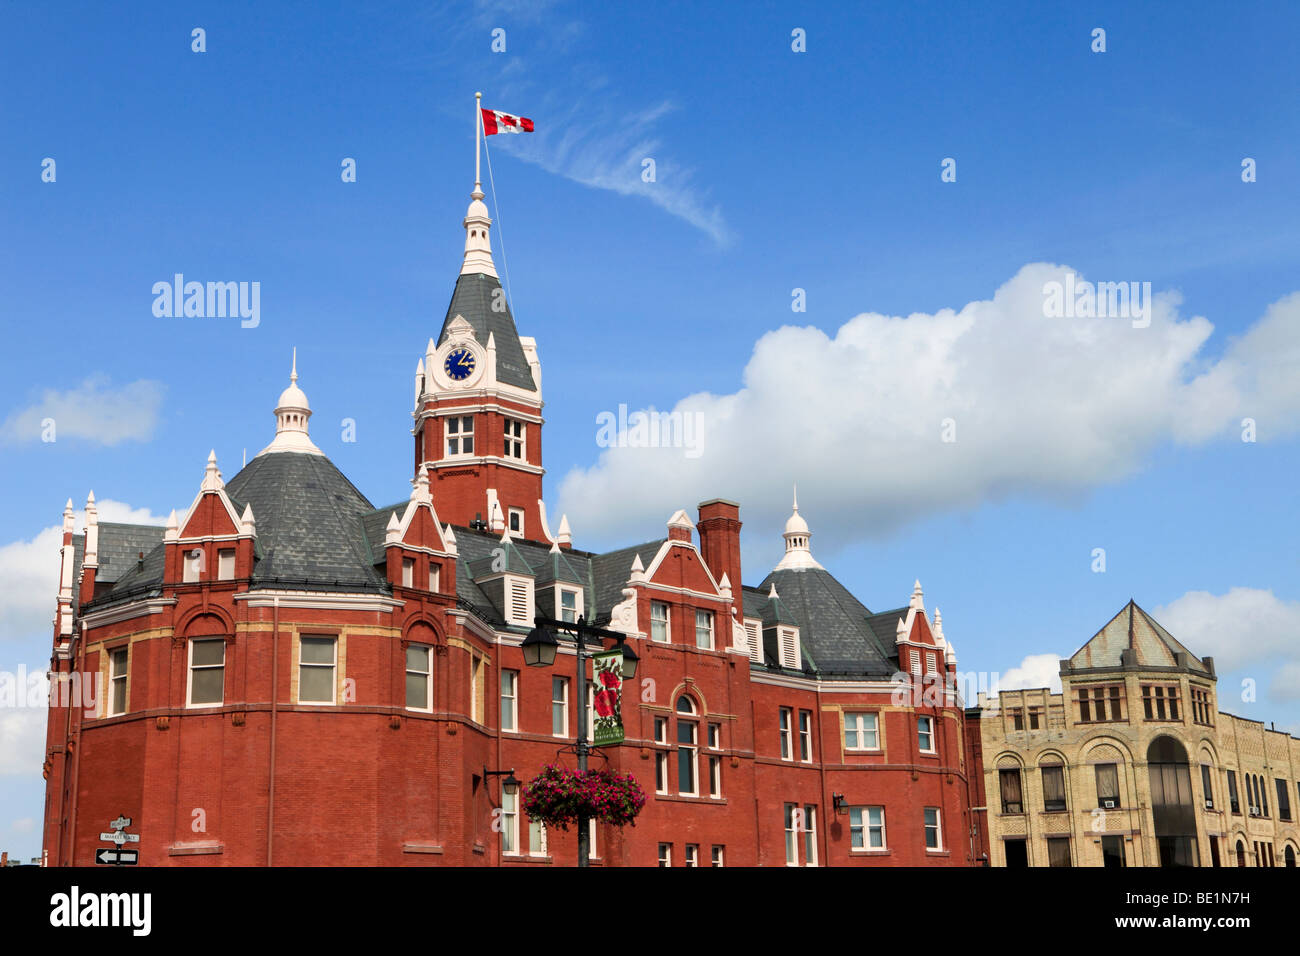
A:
[697,499,742,616]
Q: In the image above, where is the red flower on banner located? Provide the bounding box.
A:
[594,688,617,717]
[598,669,620,688]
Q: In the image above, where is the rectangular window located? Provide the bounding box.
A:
[923,807,942,851]
[1096,763,1120,808]
[917,716,935,753]
[784,804,798,865]
[1227,770,1240,814]
[779,707,793,760]
[401,557,414,588]
[708,720,722,797]
[1010,707,1024,731]
[650,601,669,643]
[560,588,578,623]
[528,818,547,857]
[798,709,813,762]
[1191,686,1213,725]
[405,644,431,711]
[501,785,519,855]
[695,609,714,650]
[299,636,337,704]
[188,638,225,707]
[428,564,440,592]
[1141,684,1180,721]
[508,507,523,535]
[1042,764,1067,811]
[1202,764,1215,809]
[711,845,724,867]
[503,418,525,459]
[500,669,518,731]
[1277,779,1292,822]
[1047,837,1072,867]
[655,716,669,794]
[107,647,128,716]
[1076,684,1125,722]
[849,806,886,849]
[445,415,474,456]
[1028,707,1041,730]
[677,719,698,795]
[469,654,484,723]
[183,547,202,582]
[217,548,235,580]
[999,768,1024,814]
[684,844,699,868]
[844,712,879,750]
[803,805,818,866]
[585,681,595,740]
[658,843,672,867]
[551,677,568,736]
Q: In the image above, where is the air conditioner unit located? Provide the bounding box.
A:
[1204,800,1214,810]
[1249,808,1261,817]
[1101,799,1116,809]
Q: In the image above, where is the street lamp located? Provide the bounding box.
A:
[520,614,639,866]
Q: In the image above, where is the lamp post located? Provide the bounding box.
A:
[521,614,638,867]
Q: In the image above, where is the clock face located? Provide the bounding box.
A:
[444,347,476,382]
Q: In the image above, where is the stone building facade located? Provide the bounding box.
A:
[977,601,1300,867]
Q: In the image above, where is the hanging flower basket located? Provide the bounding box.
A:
[522,764,647,830]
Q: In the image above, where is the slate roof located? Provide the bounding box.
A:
[1067,600,1210,674]
[93,523,166,584]
[758,567,900,678]
[438,272,536,392]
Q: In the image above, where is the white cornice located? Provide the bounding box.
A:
[416,402,543,424]
[80,598,179,630]
[424,455,546,476]
[234,591,404,611]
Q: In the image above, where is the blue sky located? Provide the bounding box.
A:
[2,1,1299,862]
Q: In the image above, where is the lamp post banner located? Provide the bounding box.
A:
[591,651,625,746]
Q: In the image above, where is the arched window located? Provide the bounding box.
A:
[1147,737,1198,867]
[1285,845,1296,868]
[675,696,699,797]
[1236,840,1247,867]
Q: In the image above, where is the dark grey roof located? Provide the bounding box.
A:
[106,540,166,594]
[467,536,535,580]
[535,547,586,587]
[221,452,388,593]
[758,567,898,677]
[438,273,536,391]
[94,523,166,584]
[589,540,665,622]
[359,503,406,565]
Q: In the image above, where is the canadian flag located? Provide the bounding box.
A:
[481,108,534,136]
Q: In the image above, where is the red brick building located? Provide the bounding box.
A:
[42,181,985,867]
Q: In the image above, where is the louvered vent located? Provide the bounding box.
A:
[780,628,800,669]
[745,622,761,663]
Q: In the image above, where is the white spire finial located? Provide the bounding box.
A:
[256,351,323,458]
[774,489,822,571]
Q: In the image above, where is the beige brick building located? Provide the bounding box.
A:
[977,601,1300,867]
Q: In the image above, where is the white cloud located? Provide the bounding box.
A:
[1154,587,1300,702]
[10,817,36,834]
[996,653,1063,695]
[557,265,1300,552]
[0,709,46,777]
[0,376,165,446]
[0,501,166,639]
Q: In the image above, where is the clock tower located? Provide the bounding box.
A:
[412,182,550,541]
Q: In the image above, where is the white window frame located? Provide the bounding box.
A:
[677,716,698,797]
[559,587,580,623]
[217,548,235,581]
[500,668,518,732]
[711,845,724,867]
[585,680,595,740]
[588,818,598,860]
[183,547,202,582]
[798,709,813,762]
[298,635,337,705]
[501,785,519,855]
[918,715,935,754]
[658,843,672,867]
[470,653,484,723]
[528,817,547,857]
[850,806,887,850]
[508,507,524,537]
[551,676,568,737]
[844,711,880,751]
[655,716,670,794]
[695,609,714,650]
[708,721,723,797]
[428,563,440,592]
[107,646,128,717]
[650,601,670,643]
[924,807,943,851]
[503,417,525,460]
[803,805,818,866]
[684,844,699,867]
[405,644,432,712]
[445,414,475,456]
[779,707,793,761]
[401,557,415,588]
[186,638,225,708]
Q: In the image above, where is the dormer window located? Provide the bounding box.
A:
[446,415,475,456]
[559,587,580,623]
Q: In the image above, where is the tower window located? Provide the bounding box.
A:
[504,418,525,459]
[445,415,475,456]
[508,507,524,535]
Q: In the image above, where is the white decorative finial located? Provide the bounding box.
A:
[792,483,798,512]
[256,352,323,458]
[291,347,298,383]
[774,490,822,571]
[768,583,779,600]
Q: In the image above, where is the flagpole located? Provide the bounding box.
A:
[474,91,482,194]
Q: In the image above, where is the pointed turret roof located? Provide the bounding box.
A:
[1066,600,1212,675]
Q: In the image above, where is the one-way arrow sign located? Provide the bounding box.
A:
[94,848,138,865]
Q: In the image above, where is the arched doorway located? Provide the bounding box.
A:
[1236,840,1247,867]
[1147,737,1198,867]
[1286,845,1297,868]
